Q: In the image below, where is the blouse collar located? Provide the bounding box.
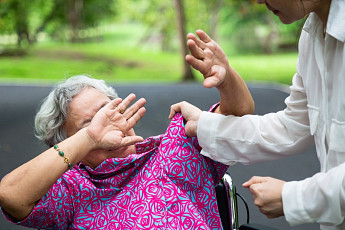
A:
[303,0,345,42]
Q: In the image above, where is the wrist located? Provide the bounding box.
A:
[81,128,98,151]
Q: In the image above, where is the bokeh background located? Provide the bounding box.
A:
[0,0,304,84]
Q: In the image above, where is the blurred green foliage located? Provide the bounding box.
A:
[0,0,302,84]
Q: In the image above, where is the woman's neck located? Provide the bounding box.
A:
[314,0,332,30]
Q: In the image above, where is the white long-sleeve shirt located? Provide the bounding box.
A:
[197,1,345,229]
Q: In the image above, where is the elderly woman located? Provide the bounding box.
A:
[0,73,254,229]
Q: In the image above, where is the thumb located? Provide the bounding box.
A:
[121,136,144,147]
[243,176,267,188]
[169,103,182,119]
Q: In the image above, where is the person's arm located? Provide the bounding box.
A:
[0,94,146,221]
[171,63,313,162]
[169,30,255,136]
[243,162,345,226]
[282,163,345,226]
[185,30,254,116]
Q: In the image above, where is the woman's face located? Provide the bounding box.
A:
[63,87,137,168]
[257,0,306,24]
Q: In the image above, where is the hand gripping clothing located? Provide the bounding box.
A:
[1,113,228,230]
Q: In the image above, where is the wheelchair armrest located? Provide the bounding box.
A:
[239,223,278,230]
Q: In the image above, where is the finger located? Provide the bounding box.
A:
[185,55,207,74]
[243,176,266,187]
[107,98,123,110]
[187,39,205,60]
[123,98,146,118]
[126,107,146,129]
[118,93,136,113]
[247,184,261,209]
[169,103,182,119]
[121,135,144,147]
[203,76,221,89]
[196,29,212,43]
[187,33,206,50]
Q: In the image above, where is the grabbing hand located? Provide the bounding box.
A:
[86,94,146,150]
[186,30,230,89]
[243,176,285,218]
[169,101,202,137]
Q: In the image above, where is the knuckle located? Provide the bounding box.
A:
[254,199,263,207]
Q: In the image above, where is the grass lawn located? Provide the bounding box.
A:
[0,24,298,85]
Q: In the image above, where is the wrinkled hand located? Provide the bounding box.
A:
[186,30,230,89]
[243,176,286,218]
[86,93,146,150]
[169,101,202,137]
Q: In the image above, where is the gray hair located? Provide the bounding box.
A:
[35,75,118,147]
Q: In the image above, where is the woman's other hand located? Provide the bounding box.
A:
[186,30,254,116]
[243,176,286,218]
[169,101,202,137]
[186,29,229,89]
[86,94,146,150]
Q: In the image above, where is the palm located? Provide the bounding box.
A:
[186,30,230,88]
[89,109,128,149]
[86,95,146,150]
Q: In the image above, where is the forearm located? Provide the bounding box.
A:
[0,128,94,220]
[215,66,254,116]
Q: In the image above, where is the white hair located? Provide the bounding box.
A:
[35,75,118,147]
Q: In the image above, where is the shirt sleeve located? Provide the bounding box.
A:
[283,162,345,226]
[197,72,314,165]
[202,103,230,184]
[1,177,74,229]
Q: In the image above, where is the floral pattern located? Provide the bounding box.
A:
[2,113,228,229]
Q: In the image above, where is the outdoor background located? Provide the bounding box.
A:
[0,0,319,230]
[0,0,304,84]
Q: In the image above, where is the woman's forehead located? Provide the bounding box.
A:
[69,88,110,118]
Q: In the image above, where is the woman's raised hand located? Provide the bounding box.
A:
[186,29,230,89]
[86,94,146,150]
[186,30,254,116]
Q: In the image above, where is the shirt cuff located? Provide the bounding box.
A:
[198,111,237,165]
[282,180,314,226]
[198,111,216,159]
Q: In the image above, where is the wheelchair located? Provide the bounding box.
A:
[216,173,278,230]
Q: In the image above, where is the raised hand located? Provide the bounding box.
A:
[186,30,254,116]
[86,94,146,150]
[186,30,230,89]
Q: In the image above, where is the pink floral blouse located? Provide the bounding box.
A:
[2,113,228,229]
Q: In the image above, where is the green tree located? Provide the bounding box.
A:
[0,0,52,47]
[220,0,304,54]
[174,0,195,81]
[0,0,117,46]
